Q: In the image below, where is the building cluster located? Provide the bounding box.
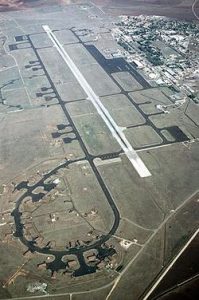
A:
[112,15,199,103]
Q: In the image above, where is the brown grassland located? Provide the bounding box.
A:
[0,0,198,20]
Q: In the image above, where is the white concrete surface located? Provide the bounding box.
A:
[43,25,151,178]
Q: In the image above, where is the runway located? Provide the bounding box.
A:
[43,25,151,178]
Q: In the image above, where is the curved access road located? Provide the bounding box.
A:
[192,0,199,20]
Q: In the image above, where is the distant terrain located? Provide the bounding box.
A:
[0,0,80,12]
[93,0,199,20]
[0,0,199,21]
[0,0,47,11]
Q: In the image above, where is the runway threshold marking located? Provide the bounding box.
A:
[42,25,151,178]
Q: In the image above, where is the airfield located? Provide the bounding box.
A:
[0,2,199,300]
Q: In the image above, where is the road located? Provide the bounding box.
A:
[42,25,151,178]
[142,227,199,300]
[105,190,199,300]
[192,0,199,20]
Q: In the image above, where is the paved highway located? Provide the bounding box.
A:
[143,227,199,300]
[42,25,151,178]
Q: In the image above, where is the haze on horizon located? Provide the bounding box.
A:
[0,0,199,21]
